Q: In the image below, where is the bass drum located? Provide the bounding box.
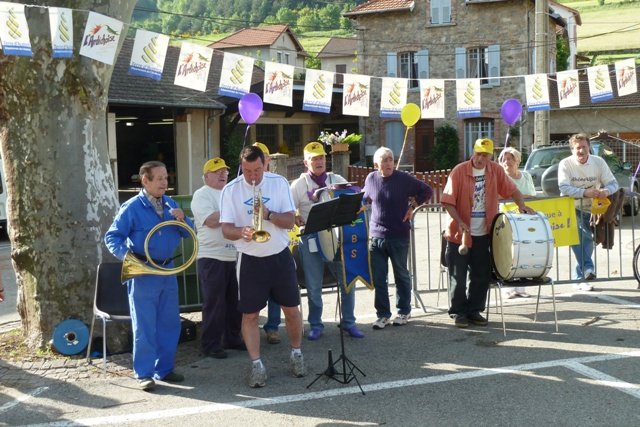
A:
[490,211,554,280]
[315,188,340,262]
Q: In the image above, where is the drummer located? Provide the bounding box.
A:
[290,142,364,341]
[442,138,534,329]
[498,147,536,299]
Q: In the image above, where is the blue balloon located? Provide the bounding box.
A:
[501,98,522,126]
[238,93,263,125]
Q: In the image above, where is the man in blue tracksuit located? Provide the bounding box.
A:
[105,160,194,391]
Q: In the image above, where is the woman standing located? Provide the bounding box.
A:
[498,147,536,298]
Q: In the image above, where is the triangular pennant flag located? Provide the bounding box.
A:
[556,69,580,108]
[615,58,637,97]
[129,29,170,81]
[303,69,334,113]
[342,74,370,117]
[0,2,32,57]
[48,7,73,58]
[380,77,407,118]
[263,61,294,107]
[79,12,123,65]
[456,78,481,118]
[419,79,445,119]
[219,52,254,98]
[525,74,550,111]
[174,42,213,92]
[587,64,614,103]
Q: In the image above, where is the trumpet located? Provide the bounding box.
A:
[252,181,271,243]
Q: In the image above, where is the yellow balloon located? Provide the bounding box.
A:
[401,103,420,127]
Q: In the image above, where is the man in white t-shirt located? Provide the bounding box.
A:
[558,133,618,291]
[220,146,305,388]
[191,157,243,360]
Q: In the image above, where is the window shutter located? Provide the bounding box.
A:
[387,52,397,77]
[417,49,429,79]
[488,44,500,86]
[455,47,466,79]
[442,1,451,24]
[431,0,441,24]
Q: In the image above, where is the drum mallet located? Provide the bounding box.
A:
[459,230,471,255]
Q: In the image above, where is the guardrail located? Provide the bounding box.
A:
[409,198,640,311]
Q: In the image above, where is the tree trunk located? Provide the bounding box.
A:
[0,1,136,348]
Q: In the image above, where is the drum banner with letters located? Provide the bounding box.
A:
[334,188,373,292]
[501,196,579,247]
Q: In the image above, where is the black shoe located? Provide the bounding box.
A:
[161,371,184,383]
[225,342,247,351]
[454,315,468,328]
[206,349,228,359]
[468,312,488,326]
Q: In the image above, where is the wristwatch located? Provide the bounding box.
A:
[266,211,274,221]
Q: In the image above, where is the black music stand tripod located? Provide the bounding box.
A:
[303,192,366,395]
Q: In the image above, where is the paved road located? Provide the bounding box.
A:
[1,217,640,426]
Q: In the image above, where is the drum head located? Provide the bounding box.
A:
[490,213,514,280]
[317,228,339,262]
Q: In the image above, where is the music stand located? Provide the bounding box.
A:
[303,192,366,395]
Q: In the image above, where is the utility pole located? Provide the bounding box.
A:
[534,0,550,147]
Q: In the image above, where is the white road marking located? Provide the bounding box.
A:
[20,351,640,427]
[586,293,640,309]
[0,386,48,414]
[565,361,640,399]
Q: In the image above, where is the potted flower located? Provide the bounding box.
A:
[318,129,362,153]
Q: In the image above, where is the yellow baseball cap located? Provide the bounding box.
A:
[252,142,270,155]
[474,138,494,154]
[202,157,229,174]
[304,142,326,160]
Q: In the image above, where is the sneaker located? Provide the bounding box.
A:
[266,330,281,344]
[161,371,184,383]
[372,317,391,330]
[138,377,155,391]
[585,271,596,281]
[248,363,267,388]
[307,327,323,341]
[453,315,468,328]
[506,290,518,299]
[206,349,228,359]
[576,282,594,291]
[517,291,531,298]
[345,325,365,338]
[392,314,411,326]
[468,312,488,326]
[290,353,307,378]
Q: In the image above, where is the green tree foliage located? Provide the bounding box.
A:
[556,36,570,72]
[433,124,460,170]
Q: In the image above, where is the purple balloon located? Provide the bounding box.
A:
[238,93,263,125]
[500,98,522,126]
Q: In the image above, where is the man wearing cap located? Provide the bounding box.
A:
[191,157,244,360]
[220,146,306,388]
[252,142,283,345]
[442,138,534,328]
[290,142,365,340]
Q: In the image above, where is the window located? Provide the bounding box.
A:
[387,50,429,89]
[455,45,500,86]
[430,0,451,25]
[464,119,494,158]
[256,125,277,151]
[284,53,290,65]
[276,52,282,63]
[335,64,346,85]
[384,121,405,158]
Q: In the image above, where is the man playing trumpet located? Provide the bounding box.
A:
[105,160,194,391]
[220,146,306,388]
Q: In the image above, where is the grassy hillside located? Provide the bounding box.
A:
[559,0,640,57]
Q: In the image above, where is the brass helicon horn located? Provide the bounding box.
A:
[121,220,199,282]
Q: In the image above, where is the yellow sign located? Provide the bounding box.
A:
[501,197,579,247]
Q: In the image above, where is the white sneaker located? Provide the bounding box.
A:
[372,317,391,330]
[248,363,267,388]
[575,282,594,292]
[290,353,306,378]
[392,314,411,326]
